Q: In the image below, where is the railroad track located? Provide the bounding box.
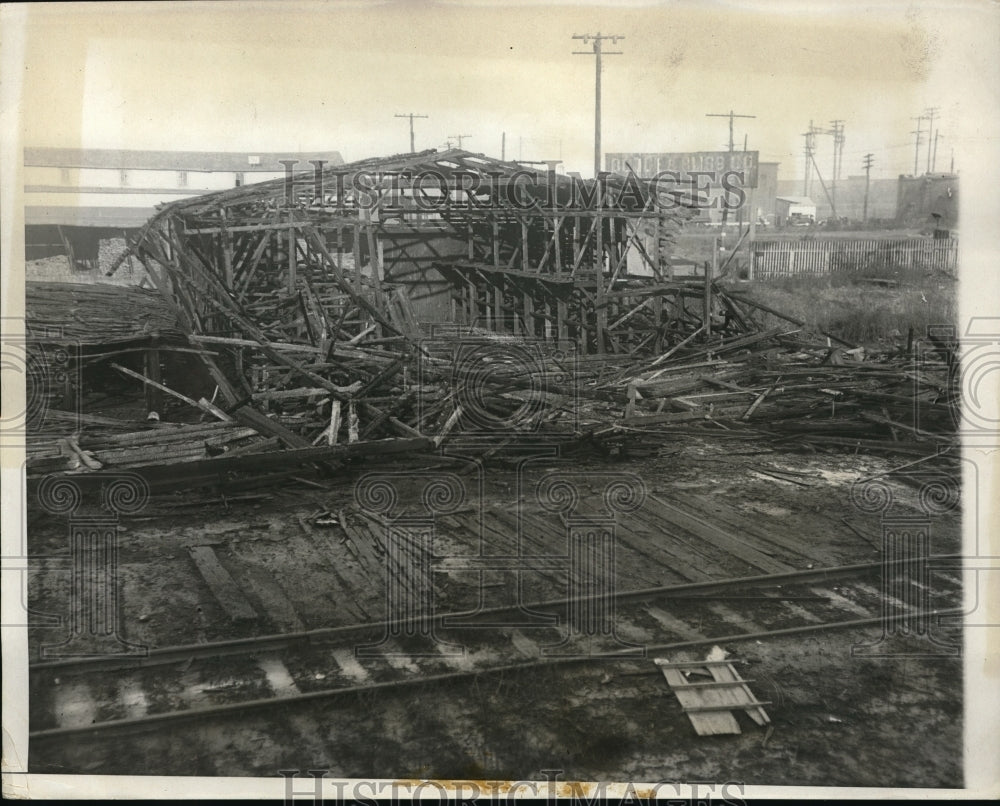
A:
[30,557,962,744]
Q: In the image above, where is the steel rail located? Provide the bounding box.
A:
[29,606,963,741]
[28,556,948,674]
[30,554,959,673]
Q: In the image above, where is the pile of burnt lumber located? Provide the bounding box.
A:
[25,281,183,346]
[586,338,957,457]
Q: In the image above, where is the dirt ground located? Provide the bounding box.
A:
[25,435,964,786]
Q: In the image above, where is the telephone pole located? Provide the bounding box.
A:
[826,120,845,217]
[862,153,874,222]
[932,131,942,173]
[923,107,939,174]
[911,115,925,175]
[394,113,428,153]
[448,134,473,149]
[802,124,815,196]
[706,109,756,224]
[572,33,624,178]
[706,109,757,155]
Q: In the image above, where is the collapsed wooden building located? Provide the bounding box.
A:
[24,149,958,490]
[104,148,732,452]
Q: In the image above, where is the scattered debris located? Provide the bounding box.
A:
[655,651,771,736]
[24,150,959,494]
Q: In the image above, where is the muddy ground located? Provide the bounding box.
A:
[24,437,964,787]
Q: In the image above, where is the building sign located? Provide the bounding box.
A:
[606,151,759,188]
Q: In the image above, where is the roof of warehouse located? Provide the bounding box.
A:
[24,147,345,173]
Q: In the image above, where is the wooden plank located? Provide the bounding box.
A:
[188,545,257,622]
[110,362,233,422]
[708,662,771,727]
[231,405,311,449]
[644,494,791,575]
[657,663,740,735]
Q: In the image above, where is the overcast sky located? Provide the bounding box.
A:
[7,0,999,182]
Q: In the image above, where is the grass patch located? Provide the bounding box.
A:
[737,274,957,346]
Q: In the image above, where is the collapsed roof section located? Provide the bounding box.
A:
[120,148,721,449]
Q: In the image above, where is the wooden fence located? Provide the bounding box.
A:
[750,238,958,280]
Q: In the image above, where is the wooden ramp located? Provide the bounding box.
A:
[655,656,770,736]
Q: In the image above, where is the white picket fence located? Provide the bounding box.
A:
[750,238,958,280]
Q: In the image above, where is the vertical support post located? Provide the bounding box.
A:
[652,217,661,279]
[594,208,606,354]
[335,226,343,278]
[143,347,162,416]
[221,214,234,289]
[352,224,363,294]
[493,279,503,333]
[704,237,717,337]
[553,216,563,273]
[286,224,297,294]
[521,221,531,272]
[652,294,664,352]
[573,216,582,268]
[492,220,500,269]
[363,208,385,319]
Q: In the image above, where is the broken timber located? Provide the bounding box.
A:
[655,656,771,736]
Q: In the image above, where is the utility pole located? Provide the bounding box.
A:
[394,113,428,153]
[923,107,939,174]
[802,121,816,196]
[448,134,472,149]
[911,115,925,175]
[827,120,845,219]
[707,109,757,154]
[706,109,756,224]
[573,33,624,178]
[809,151,838,220]
[862,153,874,222]
[932,131,942,173]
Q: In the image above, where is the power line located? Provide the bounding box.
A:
[572,33,624,178]
[394,113,428,154]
